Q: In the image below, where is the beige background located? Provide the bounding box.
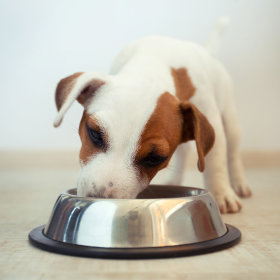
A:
[0,0,279,150]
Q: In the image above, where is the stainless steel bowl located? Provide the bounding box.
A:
[29,185,241,258]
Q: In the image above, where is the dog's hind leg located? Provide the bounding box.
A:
[222,93,252,198]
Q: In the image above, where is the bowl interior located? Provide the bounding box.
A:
[67,185,206,199]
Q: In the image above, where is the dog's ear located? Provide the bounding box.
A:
[180,102,215,172]
[54,72,105,127]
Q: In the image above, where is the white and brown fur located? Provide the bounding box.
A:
[54,20,251,213]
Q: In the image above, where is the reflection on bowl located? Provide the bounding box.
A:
[44,185,226,248]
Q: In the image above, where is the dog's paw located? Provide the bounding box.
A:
[213,189,242,214]
[231,178,252,198]
[233,183,252,198]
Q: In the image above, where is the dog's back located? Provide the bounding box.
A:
[110,35,233,115]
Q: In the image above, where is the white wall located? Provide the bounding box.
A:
[0,0,279,150]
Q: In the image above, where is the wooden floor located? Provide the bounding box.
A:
[0,151,280,280]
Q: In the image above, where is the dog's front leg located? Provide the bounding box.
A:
[203,115,242,213]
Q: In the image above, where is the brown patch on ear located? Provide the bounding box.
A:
[180,102,215,172]
[135,92,182,182]
[55,72,83,110]
[77,80,105,107]
[172,67,214,171]
[55,73,104,111]
[171,67,196,101]
[79,111,108,164]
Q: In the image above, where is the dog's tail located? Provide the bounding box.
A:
[205,17,230,56]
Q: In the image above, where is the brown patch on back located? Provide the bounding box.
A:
[79,111,108,164]
[171,67,196,101]
[135,92,183,182]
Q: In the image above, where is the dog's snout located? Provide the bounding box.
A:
[98,186,106,196]
[87,192,96,198]
[86,186,107,198]
[85,182,116,198]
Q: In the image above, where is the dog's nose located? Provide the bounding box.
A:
[87,186,106,198]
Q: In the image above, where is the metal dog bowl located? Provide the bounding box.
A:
[29,185,241,259]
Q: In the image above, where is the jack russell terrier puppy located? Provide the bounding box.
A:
[53,19,251,213]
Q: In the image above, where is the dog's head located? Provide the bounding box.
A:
[54,72,214,198]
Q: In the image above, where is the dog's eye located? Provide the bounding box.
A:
[140,153,168,168]
[86,124,105,149]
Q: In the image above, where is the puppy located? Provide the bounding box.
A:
[54,21,251,213]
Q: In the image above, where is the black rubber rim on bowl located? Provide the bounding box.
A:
[28,224,241,259]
